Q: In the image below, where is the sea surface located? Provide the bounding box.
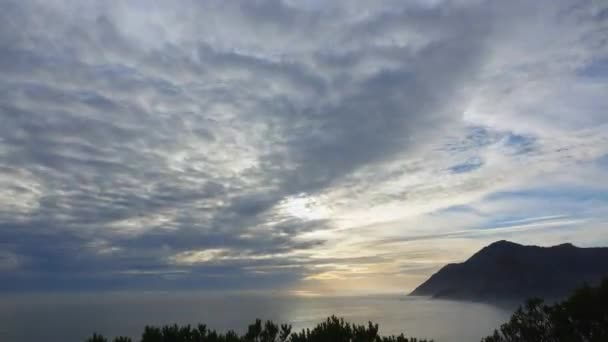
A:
[0,293,515,342]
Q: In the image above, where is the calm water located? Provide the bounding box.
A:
[0,293,514,342]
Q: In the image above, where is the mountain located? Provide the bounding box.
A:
[410,240,608,301]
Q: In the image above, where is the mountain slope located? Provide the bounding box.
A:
[410,240,608,301]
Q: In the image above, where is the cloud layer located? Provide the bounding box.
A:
[1,0,607,293]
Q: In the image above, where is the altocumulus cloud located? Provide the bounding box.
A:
[0,0,607,293]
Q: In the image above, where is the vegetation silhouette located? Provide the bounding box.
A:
[86,278,608,342]
[482,278,608,342]
[86,316,431,342]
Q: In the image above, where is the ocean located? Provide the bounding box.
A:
[0,293,514,342]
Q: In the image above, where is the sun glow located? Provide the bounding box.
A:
[279,194,332,221]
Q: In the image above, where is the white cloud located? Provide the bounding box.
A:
[0,0,606,292]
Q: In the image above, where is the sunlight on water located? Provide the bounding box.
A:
[0,293,514,342]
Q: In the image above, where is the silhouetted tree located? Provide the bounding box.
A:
[86,333,107,342]
[112,337,132,342]
[482,278,608,342]
[85,315,431,342]
[141,326,162,342]
[288,316,428,342]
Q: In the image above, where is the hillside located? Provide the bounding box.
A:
[410,240,608,301]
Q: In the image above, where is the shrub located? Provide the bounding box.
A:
[482,278,608,342]
[85,316,431,342]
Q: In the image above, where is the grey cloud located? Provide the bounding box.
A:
[1,0,603,291]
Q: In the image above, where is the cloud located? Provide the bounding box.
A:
[0,0,607,293]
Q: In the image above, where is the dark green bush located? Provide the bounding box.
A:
[482,278,608,342]
[86,315,430,342]
[86,333,108,342]
[113,338,133,342]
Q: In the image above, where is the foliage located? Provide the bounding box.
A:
[482,278,608,342]
[85,316,431,342]
[86,334,132,342]
[113,338,133,342]
[86,333,107,342]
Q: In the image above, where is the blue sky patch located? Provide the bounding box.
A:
[504,133,537,155]
[449,157,483,174]
[577,58,608,78]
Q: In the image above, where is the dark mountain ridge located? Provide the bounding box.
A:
[410,240,608,301]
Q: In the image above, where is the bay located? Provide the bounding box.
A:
[0,293,514,342]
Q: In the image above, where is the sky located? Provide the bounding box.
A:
[0,0,607,295]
